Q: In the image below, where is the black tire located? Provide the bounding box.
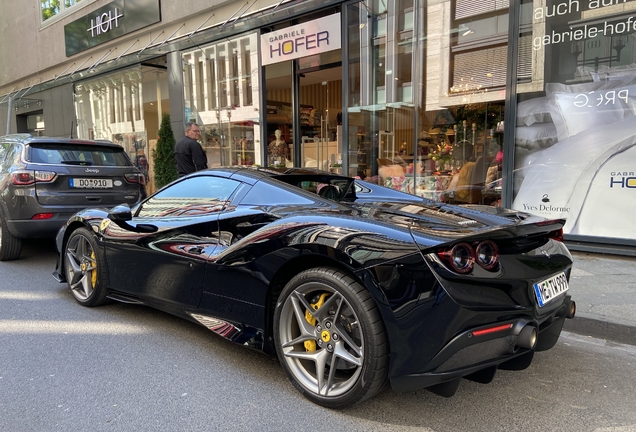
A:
[0,215,22,261]
[64,227,109,307]
[273,267,389,408]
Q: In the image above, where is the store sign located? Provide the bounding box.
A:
[261,14,341,66]
[87,8,123,37]
[64,0,161,57]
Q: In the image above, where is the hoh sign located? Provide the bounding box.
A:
[261,14,341,66]
[64,0,161,57]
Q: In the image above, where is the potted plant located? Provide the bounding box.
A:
[152,114,179,190]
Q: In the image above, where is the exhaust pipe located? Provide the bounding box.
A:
[566,301,576,319]
[516,325,537,350]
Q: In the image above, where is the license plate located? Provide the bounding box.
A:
[533,272,569,307]
[69,178,113,189]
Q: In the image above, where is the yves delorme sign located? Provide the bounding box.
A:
[64,0,161,57]
[260,13,341,66]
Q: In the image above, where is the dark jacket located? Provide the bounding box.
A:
[174,136,208,176]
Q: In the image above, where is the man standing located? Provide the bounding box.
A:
[174,122,208,177]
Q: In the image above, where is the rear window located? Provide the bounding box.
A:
[272,175,356,202]
[29,144,132,167]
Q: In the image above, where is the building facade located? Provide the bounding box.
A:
[1,0,635,254]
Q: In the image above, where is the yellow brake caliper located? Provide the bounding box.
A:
[304,293,329,352]
[90,251,97,288]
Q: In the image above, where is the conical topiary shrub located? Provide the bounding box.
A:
[152,114,179,190]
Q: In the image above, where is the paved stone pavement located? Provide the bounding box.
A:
[563,251,636,346]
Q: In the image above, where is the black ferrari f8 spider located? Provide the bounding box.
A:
[53,167,576,408]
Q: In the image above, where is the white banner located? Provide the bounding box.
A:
[261,13,341,66]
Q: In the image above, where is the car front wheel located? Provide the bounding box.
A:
[64,227,108,307]
[274,267,389,408]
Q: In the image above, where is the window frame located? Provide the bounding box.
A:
[40,0,95,27]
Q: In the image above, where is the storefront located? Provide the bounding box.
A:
[179,2,508,206]
[2,0,634,254]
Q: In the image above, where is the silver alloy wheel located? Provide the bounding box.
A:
[65,232,98,301]
[277,282,364,397]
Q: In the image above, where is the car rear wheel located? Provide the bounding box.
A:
[274,267,389,408]
[0,215,22,261]
[64,227,108,307]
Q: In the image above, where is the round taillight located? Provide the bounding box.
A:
[476,240,499,270]
[449,242,474,274]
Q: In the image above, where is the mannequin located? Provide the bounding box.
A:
[268,129,289,161]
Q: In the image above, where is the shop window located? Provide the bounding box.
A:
[345,0,506,208]
[347,2,417,186]
[182,33,261,168]
[512,0,636,241]
[74,60,169,192]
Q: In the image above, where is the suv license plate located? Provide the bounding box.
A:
[533,272,569,307]
[69,178,113,189]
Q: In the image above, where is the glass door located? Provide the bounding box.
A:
[298,66,342,172]
[265,61,293,168]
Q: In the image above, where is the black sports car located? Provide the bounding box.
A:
[53,167,576,408]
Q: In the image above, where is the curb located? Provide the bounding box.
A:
[563,316,636,346]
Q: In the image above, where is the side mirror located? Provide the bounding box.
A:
[108,204,132,222]
[107,204,158,233]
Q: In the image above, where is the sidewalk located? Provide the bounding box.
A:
[562,251,636,346]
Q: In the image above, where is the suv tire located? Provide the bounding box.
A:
[0,215,22,261]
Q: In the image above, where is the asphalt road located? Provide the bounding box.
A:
[1,240,636,432]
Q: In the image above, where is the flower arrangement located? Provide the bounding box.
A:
[429,143,453,170]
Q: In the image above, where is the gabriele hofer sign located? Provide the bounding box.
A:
[64,0,161,57]
[261,14,341,66]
